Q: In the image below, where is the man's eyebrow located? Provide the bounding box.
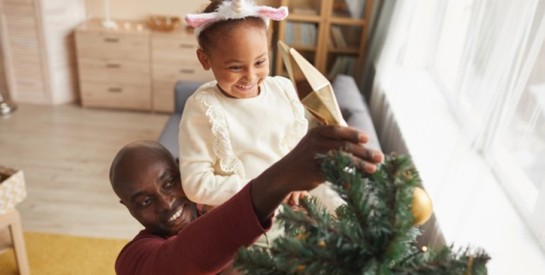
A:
[128,167,172,202]
[130,191,147,203]
[158,169,172,182]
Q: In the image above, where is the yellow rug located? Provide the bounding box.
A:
[0,232,129,275]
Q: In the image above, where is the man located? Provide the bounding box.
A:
[110,125,383,275]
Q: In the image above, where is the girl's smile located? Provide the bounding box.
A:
[197,18,270,99]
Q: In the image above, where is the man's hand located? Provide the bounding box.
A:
[251,125,383,222]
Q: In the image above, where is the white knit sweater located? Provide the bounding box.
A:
[178,76,308,206]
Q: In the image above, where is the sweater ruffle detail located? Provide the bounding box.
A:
[194,91,245,179]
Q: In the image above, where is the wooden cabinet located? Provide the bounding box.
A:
[151,30,213,113]
[275,0,373,80]
[75,19,213,113]
[75,19,152,111]
[0,0,85,104]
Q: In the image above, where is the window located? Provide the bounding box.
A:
[429,0,545,249]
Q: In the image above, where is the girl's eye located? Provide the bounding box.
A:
[229,66,243,71]
[136,197,153,208]
[256,59,267,66]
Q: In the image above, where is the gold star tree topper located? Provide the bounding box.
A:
[278,41,347,126]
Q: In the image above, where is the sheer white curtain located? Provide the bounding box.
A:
[431,0,545,249]
[485,0,545,248]
[369,0,545,273]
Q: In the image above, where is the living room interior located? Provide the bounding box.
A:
[1,0,545,274]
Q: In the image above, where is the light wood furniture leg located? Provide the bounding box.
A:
[0,209,30,275]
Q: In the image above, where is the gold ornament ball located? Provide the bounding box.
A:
[317,239,326,248]
[412,186,433,225]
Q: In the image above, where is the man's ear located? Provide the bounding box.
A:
[196,48,211,70]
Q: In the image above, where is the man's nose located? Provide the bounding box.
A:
[156,193,174,212]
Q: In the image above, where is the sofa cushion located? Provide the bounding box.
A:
[158,81,202,159]
[173,81,203,114]
[158,115,182,160]
[332,75,381,151]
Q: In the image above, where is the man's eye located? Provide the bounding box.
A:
[136,197,153,208]
[164,177,175,189]
[256,59,267,66]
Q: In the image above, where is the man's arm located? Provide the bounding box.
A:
[117,126,383,275]
[117,184,271,275]
[250,125,383,222]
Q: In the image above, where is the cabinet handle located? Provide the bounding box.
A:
[179,44,194,49]
[108,87,123,93]
[104,37,119,43]
[180,68,195,74]
[106,63,121,68]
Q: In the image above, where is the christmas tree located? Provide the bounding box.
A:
[234,151,490,274]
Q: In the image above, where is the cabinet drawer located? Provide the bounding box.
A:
[4,0,34,4]
[80,82,151,111]
[152,82,178,113]
[76,31,149,62]
[152,35,198,51]
[152,63,212,83]
[151,37,198,64]
[78,59,150,85]
[152,48,199,65]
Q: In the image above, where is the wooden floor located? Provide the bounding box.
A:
[0,104,169,239]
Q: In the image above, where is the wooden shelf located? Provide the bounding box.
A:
[327,47,360,55]
[275,0,374,80]
[330,17,367,26]
[291,45,318,52]
[287,14,321,23]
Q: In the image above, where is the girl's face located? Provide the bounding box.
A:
[197,23,270,99]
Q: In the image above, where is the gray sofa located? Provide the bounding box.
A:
[158,74,381,159]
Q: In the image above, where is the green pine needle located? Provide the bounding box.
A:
[235,151,490,274]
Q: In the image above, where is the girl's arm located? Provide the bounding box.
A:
[179,94,246,205]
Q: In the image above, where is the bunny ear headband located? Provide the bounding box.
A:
[185,0,289,37]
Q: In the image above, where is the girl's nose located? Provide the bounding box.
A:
[244,68,257,82]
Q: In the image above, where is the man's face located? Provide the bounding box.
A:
[197,24,270,99]
[115,155,197,237]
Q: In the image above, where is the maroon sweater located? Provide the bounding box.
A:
[115,184,271,275]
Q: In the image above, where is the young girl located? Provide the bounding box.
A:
[180,0,308,209]
[180,0,313,245]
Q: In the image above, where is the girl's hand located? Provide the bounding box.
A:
[283,191,310,206]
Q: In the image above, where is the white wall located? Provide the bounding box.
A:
[84,0,277,21]
[85,0,206,20]
[0,8,9,100]
[0,35,6,97]
[0,0,282,103]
